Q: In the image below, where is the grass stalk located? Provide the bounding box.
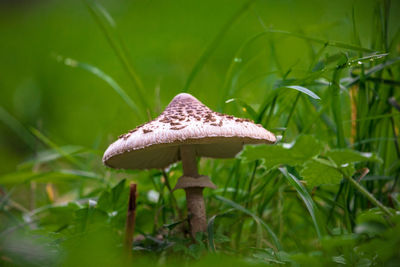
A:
[331,68,346,148]
[183,0,255,93]
[282,92,301,140]
[83,0,150,113]
[344,175,393,217]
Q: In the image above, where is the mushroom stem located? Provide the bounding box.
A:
[185,187,207,235]
[180,145,206,237]
[180,145,199,177]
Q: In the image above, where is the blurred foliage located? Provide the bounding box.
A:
[1,0,400,266]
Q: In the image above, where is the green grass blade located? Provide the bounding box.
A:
[331,67,346,148]
[83,0,150,112]
[281,86,320,100]
[57,55,142,116]
[18,145,87,169]
[183,0,255,93]
[0,106,37,151]
[214,194,282,250]
[345,56,400,87]
[58,169,108,184]
[344,112,400,123]
[279,167,323,239]
[278,85,321,139]
[0,169,106,184]
[281,92,301,140]
[264,29,376,53]
[207,210,233,252]
[30,128,84,169]
[366,77,400,87]
[389,27,400,51]
[339,172,394,217]
[257,15,375,52]
[219,31,268,107]
[225,98,258,121]
[207,214,217,252]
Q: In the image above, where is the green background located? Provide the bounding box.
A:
[2,0,398,173]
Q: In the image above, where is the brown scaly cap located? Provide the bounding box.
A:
[103,93,276,170]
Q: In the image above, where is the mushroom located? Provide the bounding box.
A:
[103,93,276,237]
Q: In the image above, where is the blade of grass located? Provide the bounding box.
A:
[256,91,276,124]
[245,161,259,209]
[162,170,182,219]
[18,146,86,169]
[82,0,150,113]
[257,176,283,217]
[58,169,108,185]
[343,112,400,123]
[0,170,107,184]
[214,194,282,250]
[342,172,394,217]
[281,85,320,100]
[281,92,301,140]
[346,57,400,87]
[56,55,142,117]
[219,31,269,107]
[264,94,278,128]
[0,106,37,151]
[207,209,233,252]
[263,29,376,53]
[331,67,346,148]
[367,77,400,87]
[183,0,255,92]
[279,167,323,239]
[225,98,258,121]
[279,87,321,140]
[257,13,376,53]
[222,159,240,196]
[30,128,84,169]
[207,214,217,252]
[326,181,344,226]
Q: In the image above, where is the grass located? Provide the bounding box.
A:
[0,0,400,266]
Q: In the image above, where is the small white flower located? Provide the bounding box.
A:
[147,190,160,203]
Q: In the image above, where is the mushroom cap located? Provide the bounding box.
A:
[103,93,276,170]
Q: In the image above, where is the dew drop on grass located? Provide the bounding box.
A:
[234,57,242,62]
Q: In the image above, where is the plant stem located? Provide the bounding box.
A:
[245,160,259,208]
[344,175,393,217]
[125,183,137,252]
